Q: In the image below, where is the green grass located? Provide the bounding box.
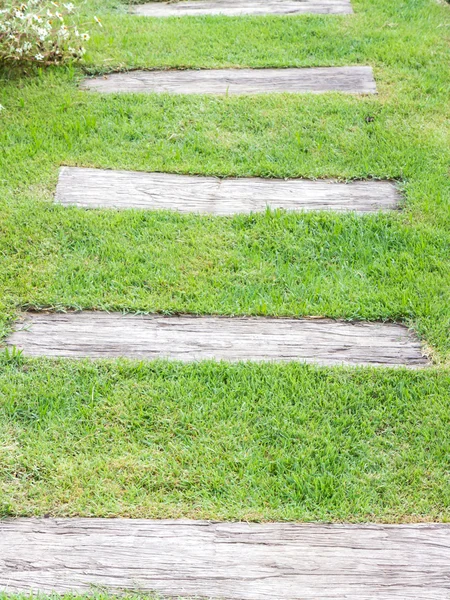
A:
[1,357,449,522]
[0,0,449,521]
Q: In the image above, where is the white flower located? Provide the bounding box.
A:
[0,105,5,113]
[36,27,49,41]
[0,0,94,66]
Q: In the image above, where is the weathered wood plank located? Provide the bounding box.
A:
[81,67,377,95]
[7,313,428,367]
[1,519,449,599]
[131,0,354,17]
[56,167,399,214]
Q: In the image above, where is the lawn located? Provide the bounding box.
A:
[0,0,449,521]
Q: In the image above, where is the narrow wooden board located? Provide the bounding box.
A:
[55,167,399,214]
[131,0,354,17]
[1,519,449,599]
[7,313,428,367]
[81,67,377,95]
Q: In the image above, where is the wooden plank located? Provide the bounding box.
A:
[131,0,354,17]
[1,519,449,599]
[81,67,377,95]
[55,167,399,214]
[7,313,428,367]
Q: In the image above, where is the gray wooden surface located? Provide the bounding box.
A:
[81,67,377,95]
[1,519,449,599]
[131,0,354,16]
[56,167,399,214]
[7,312,428,367]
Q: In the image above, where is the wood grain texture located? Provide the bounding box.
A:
[7,312,428,367]
[81,67,377,95]
[131,0,354,17]
[1,519,449,599]
[56,167,399,214]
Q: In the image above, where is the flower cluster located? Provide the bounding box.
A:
[0,0,101,65]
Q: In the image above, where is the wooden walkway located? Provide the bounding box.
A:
[56,167,399,214]
[131,0,354,17]
[7,312,428,367]
[0,0,442,591]
[1,519,449,599]
[81,67,377,95]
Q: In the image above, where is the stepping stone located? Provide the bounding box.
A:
[131,0,354,17]
[2,518,449,598]
[7,312,428,367]
[81,67,377,95]
[56,167,399,214]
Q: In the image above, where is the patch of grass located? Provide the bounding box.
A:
[0,357,449,522]
[0,0,449,521]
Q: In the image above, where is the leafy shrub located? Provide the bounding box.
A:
[0,0,101,65]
